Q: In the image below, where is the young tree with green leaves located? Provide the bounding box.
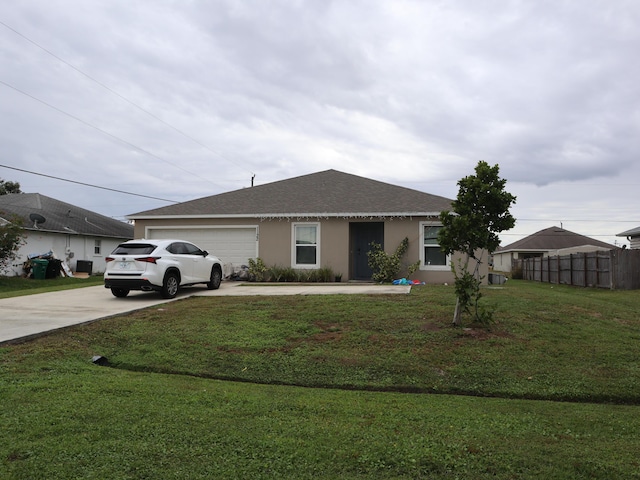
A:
[0,178,22,195]
[0,179,25,273]
[438,161,516,326]
[0,214,26,273]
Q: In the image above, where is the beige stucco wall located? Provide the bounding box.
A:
[382,217,487,284]
[132,216,488,284]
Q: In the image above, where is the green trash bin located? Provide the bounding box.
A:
[32,259,49,280]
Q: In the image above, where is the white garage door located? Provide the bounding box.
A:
[147,227,257,270]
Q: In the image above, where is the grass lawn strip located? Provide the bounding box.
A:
[1,280,639,478]
[2,364,639,479]
[0,275,103,299]
[40,282,639,403]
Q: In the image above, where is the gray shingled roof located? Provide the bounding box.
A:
[129,169,453,218]
[617,226,640,237]
[0,193,134,238]
[497,226,615,252]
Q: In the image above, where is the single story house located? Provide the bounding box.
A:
[0,193,134,276]
[128,169,484,284]
[492,226,616,274]
[616,226,640,249]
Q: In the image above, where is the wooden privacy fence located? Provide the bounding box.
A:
[515,249,640,290]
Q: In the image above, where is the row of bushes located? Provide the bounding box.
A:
[246,237,418,284]
[247,258,341,283]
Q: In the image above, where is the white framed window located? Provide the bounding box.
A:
[292,223,320,268]
[94,239,102,255]
[420,222,450,270]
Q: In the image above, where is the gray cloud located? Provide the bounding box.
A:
[1,0,639,245]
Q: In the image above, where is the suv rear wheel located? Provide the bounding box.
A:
[111,288,130,298]
[161,272,180,299]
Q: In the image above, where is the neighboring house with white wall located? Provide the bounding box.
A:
[0,193,133,276]
[617,226,640,249]
[492,226,616,274]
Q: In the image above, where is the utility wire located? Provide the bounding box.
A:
[0,164,178,203]
[0,20,249,175]
[0,79,222,186]
[515,218,639,223]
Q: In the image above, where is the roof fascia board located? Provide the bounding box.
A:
[21,227,131,239]
[617,228,640,237]
[128,212,444,220]
[496,248,549,254]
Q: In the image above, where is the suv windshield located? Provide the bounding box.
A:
[112,243,157,255]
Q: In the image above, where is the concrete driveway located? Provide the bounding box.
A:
[0,281,411,344]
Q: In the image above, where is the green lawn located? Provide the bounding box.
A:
[1,280,639,478]
[0,275,103,298]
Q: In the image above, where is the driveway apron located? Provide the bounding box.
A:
[0,282,411,344]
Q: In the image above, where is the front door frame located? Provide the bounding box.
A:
[349,222,384,281]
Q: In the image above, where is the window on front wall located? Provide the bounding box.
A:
[94,239,101,255]
[292,223,320,268]
[420,223,449,270]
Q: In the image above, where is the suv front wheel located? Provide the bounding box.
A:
[161,272,180,299]
[207,267,222,290]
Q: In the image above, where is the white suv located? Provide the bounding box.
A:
[104,239,223,298]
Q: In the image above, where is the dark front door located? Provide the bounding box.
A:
[350,222,384,281]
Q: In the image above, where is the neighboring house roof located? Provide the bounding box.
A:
[128,169,453,219]
[617,226,640,238]
[496,226,615,253]
[0,193,133,238]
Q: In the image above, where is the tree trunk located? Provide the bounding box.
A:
[451,252,471,327]
[452,297,462,326]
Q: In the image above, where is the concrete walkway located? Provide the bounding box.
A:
[0,281,411,345]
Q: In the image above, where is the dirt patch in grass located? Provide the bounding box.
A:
[310,322,345,342]
[460,328,492,339]
[421,322,444,332]
[456,327,514,341]
[279,323,347,352]
[311,331,343,342]
[570,305,603,318]
[338,356,363,366]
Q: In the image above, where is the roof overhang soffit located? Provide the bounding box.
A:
[128,212,444,221]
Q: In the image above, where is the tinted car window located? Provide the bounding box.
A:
[166,243,181,254]
[183,242,203,255]
[112,244,157,255]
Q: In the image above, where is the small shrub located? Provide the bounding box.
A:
[276,266,297,282]
[407,260,420,277]
[267,266,284,282]
[453,267,493,327]
[367,237,416,283]
[247,258,267,282]
[298,270,313,282]
[317,267,334,283]
[252,264,335,283]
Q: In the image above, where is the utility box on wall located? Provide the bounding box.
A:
[76,260,93,275]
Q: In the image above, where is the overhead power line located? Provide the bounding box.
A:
[0,79,224,187]
[0,20,249,175]
[515,218,640,223]
[0,163,178,203]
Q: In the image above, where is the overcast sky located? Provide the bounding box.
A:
[2,1,639,247]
